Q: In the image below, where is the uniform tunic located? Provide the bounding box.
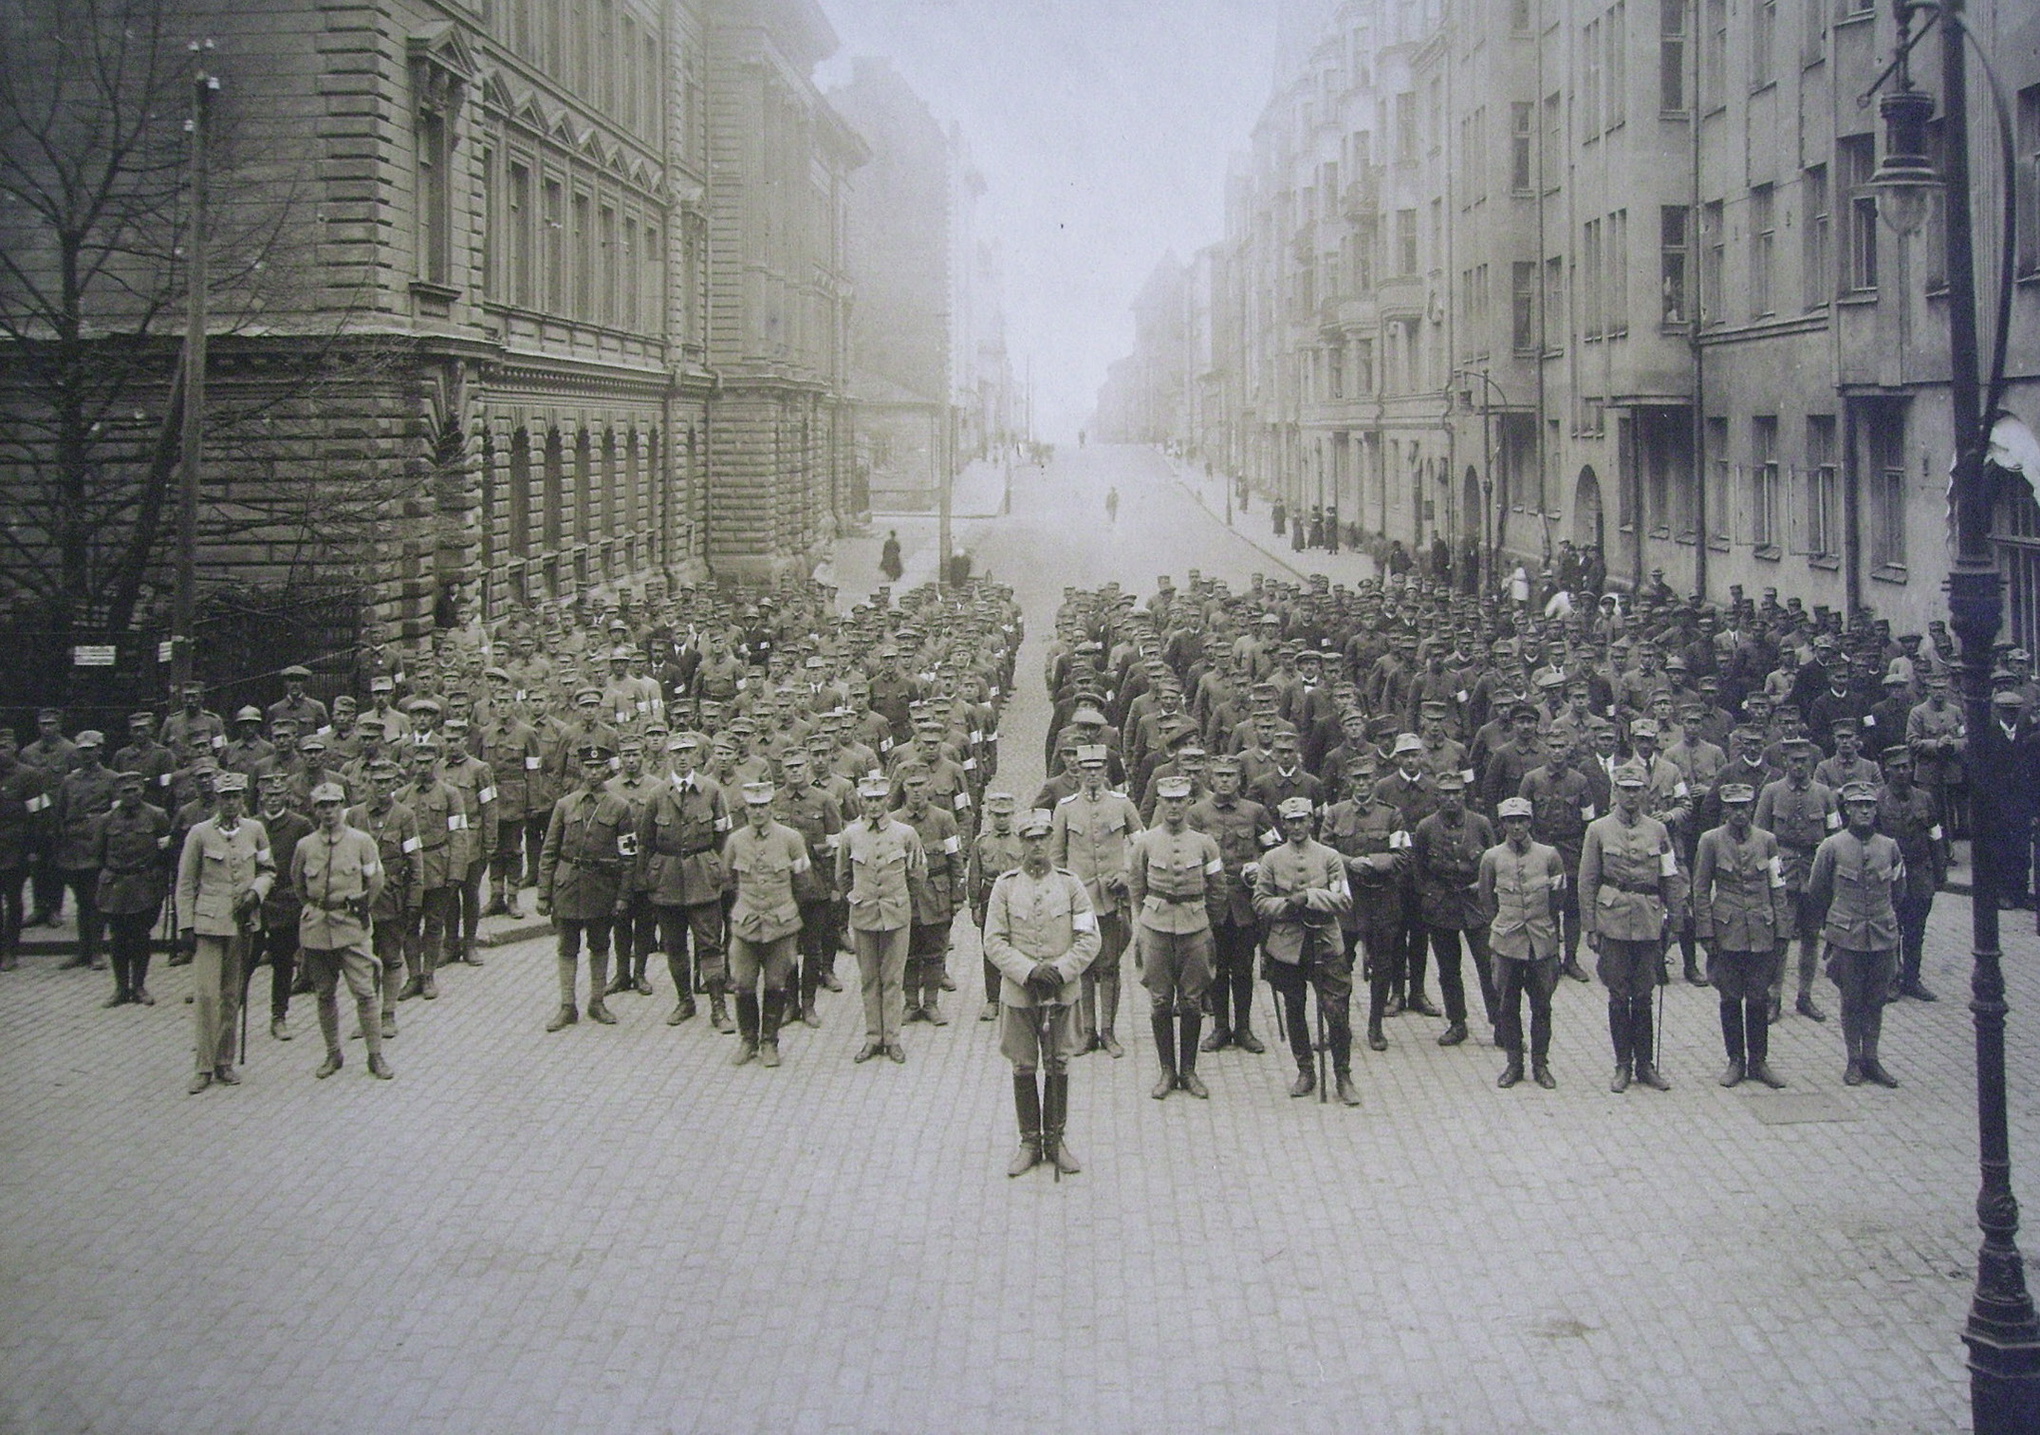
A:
[1478,839,1565,960]
[1126,822,1222,1000]
[539,789,635,921]
[983,866,1101,1066]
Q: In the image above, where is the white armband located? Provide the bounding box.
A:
[447,814,468,831]
[1929,824,1944,841]
[1658,850,1677,877]
[1826,811,1843,830]
[1581,804,1596,820]
[952,792,971,811]
[1768,855,1785,888]
[401,837,421,854]
[478,787,496,804]
[1203,858,1223,876]
[1072,909,1097,934]
[942,835,960,855]
[526,756,542,771]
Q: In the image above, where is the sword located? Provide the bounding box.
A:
[1038,997,1061,1184]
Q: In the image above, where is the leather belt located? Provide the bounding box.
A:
[1150,892,1204,904]
[1604,880,1662,895]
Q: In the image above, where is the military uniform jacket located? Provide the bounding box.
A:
[403,778,461,889]
[1519,764,1595,860]
[983,866,1101,1008]
[1050,787,1143,916]
[1808,829,1903,951]
[112,741,178,800]
[1126,823,1221,935]
[440,755,496,871]
[772,782,842,902]
[1691,824,1792,951]
[93,802,172,916]
[1318,798,1407,933]
[1412,809,1495,930]
[1478,839,1565,959]
[1371,769,1441,834]
[54,765,119,870]
[292,824,384,950]
[969,827,1025,918]
[899,802,964,925]
[1753,777,1840,890]
[539,788,636,920]
[484,718,545,821]
[1877,784,1946,901]
[162,709,226,764]
[256,807,315,929]
[836,818,926,932]
[347,798,423,920]
[1578,811,1679,941]
[268,693,330,734]
[1185,793,1276,927]
[1252,840,1352,964]
[637,775,733,907]
[723,820,810,942]
[0,764,41,871]
[175,815,275,937]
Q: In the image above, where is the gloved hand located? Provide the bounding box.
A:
[534,897,551,919]
[1026,962,1061,996]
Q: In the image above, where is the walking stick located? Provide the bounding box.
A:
[1037,996,1060,1184]
[1315,971,1329,1104]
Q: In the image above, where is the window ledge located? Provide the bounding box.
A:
[1661,319,1692,334]
[1749,80,1778,98]
[1754,543,1783,562]
[1650,527,1672,540]
[1836,289,1878,307]
[1708,535,1731,553]
[411,279,463,304]
[1807,553,1841,571]
[1871,563,1909,584]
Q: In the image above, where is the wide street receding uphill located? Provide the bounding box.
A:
[0,446,2023,1434]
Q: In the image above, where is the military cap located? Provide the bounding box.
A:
[901,768,930,785]
[575,688,604,705]
[1018,808,1054,838]
[73,729,104,748]
[484,666,511,682]
[367,758,401,779]
[1840,780,1880,804]
[1534,669,1566,690]
[1496,796,1534,820]
[1719,783,1756,805]
[727,716,758,736]
[406,696,443,716]
[370,675,395,692]
[1612,761,1648,788]
[778,747,809,767]
[181,681,206,696]
[1155,775,1194,801]
[127,710,156,726]
[189,756,220,776]
[1629,718,1660,740]
[410,738,442,757]
[1392,733,1426,756]
[1276,795,1314,819]
[310,782,348,805]
[332,694,358,711]
[985,791,1016,812]
[1782,736,1818,755]
[856,775,891,799]
[281,664,312,680]
[1992,689,2025,709]
[212,771,248,793]
[615,736,642,754]
[440,717,471,735]
[741,781,775,806]
[1070,706,1107,726]
[1511,702,1540,722]
[298,734,328,752]
[354,716,386,733]
[1177,743,1208,760]
[1207,755,1242,774]
[1881,744,1913,762]
[1420,700,1450,717]
[234,705,263,723]
[1435,771,1466,792]
[111,768,145,787]
[1075,744,1109,765]
[575,743,612,763]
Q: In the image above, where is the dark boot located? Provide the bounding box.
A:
[758,991,785,1066]
[731,991,760,1064]
[1860,1002,1899,1088]
[1632,997,1670,1090]
[1231,966,1265,1052]
[1745,999,1786,1087]
[1008,1073,1042,1176]
[1718,998,1746,1087]
[709,983,733,1033]
[1043,1071,1079,1174]
[1177,1011,1209,1098]
[1150,1008,1177,1099]
[1608,1000,1632,1093]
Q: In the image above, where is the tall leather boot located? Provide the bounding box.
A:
[1681,928,1708,986]
[1096,972,1123,1057]
[547,954,580,1031]
[799,956,822,1027]
[1150,1006,1177,1099]
[1177,1009,1209,1098]
[731,990,760,1064]
[1860,998,1899,1087]
[709,979,733,1033]
[1745,998,1785,1087]
[1231,961,1265,1052]
[1632,996,1670,1089]
[1201,971,1231,1050]
[758,991,785,1067]
[666,952,697,1025]
[1043,1070,1079,1173]
[1718,997,1746,1085]
[131,948,152,1004]
[1076,973,1100,1052]
[586,951,616,1024]
[1008,1072,1042,1176]
[1607,999,1632,1092]
[1366,975,1390,1050]
[1841,1000,1866,1084]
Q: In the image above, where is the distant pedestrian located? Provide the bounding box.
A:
[879,531,904,583]
[1105,487,1119,523]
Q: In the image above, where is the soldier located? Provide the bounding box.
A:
[771,748,842,1027]
[1579,761,1682,1093]
[268,664,330,735]
[1411,771,1498,1047]
[0,733,37,971]
[163,682,226,768]
[838,773,925,1063]
[1184,755,1273,1054]
[1254,795,1356,1103]
[396,741,459,1001]
[1754,738,1839,1024]
[1373,733,1442,1017]
[599,736,658,995]
[484,698,544,919]
[1479,797,1566,1089]
[1808,782,1906,1087]
[969,792,1026,1021]
[219,707,275,784]
[1876,744,1944,1002]
[536,744,634,1031]
[293,783,393,1081]
[93,769,171,1007]
[983,807,1099,1175]
[112,711,177,802]
[639,734,733,1029]
[251,772,314,1041]
[895,769,964,1025]
[1518,733,1596,982]
[53,730,117,971]
[21,706,77,928]
[347,760,418,1041]
[437,718,495,969]
[1049,745,1142,1055]
[175,771,273,1094]
[1319,750,1408,1053]
[1128,776,1223,1099]
[722,782,810,1067]
[1691,783,1792,1089]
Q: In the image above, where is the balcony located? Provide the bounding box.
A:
[1342,176,1380,219]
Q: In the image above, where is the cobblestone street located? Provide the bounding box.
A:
[0,447,2030,1433]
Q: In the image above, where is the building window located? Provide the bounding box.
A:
[1868,406,1907,570]
[1660,204,1690,323]
[1700,199,1724,325]
[1355,337,1375,394]
[1544,93,1562,192]
[1807,414,1839,560]
[543,178,564,313]
[1512,261,1537,352]
[1751,0,1776,88]
[1802,163,1830,307]
[600,203,618,325]
[1510,102,1534,192]
[415,107,450,286]
[1396,91,1417,163]
[1660,0,1687,112]
[1545,255,1565,349]
[2017,84,2039,277]
[1703,0,1726,110]
[643,222,661,334]
[1609,207,1629,334]
[573,192,594,320]
[479,146,496,300]
[1584,17,1603,136]
[1751,415,1780,553]
[1511,0,1532,32]
[1583,218,1604,339]
[1607,3,1627,126]
[1840,134,1878,292]
[509,427,532,558]
[1750,183,1775,316]
[1350,219,1376,292]
[1397,208,1418,275]
[1802,0,1825,63]
[622,215,638,331]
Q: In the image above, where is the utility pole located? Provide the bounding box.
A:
[170,47,216,696]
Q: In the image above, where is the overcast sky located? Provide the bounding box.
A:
[815,0,1319,442]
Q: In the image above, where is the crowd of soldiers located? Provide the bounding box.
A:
[0,576,1026,1097]
[1006,566,2005,1132]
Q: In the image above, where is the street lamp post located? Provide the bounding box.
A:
[1452,366,1510,599]
[1869,1,2040,1427]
